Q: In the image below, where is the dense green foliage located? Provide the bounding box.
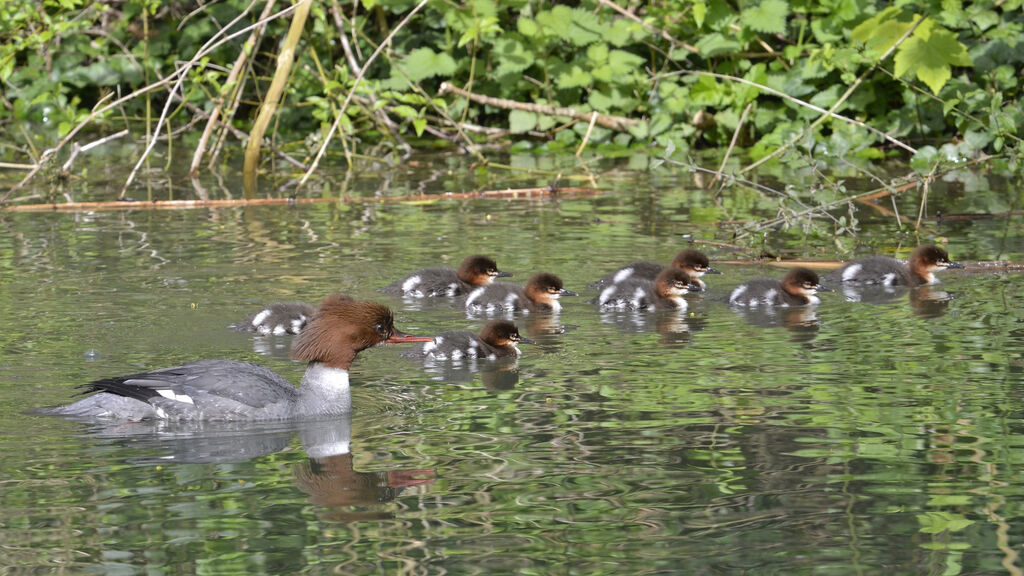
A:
[0,0,1021,169]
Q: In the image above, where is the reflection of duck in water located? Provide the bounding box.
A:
[909,285,953,318]
[589,249,721,291]
[379,254,511,297]
[293,419,435,522]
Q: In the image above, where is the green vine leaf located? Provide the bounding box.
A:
[740,0,789,35]
[401,48,457,83]
[893,20,972,95]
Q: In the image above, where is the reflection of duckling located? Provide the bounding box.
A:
[909,285,953,318]
[826,245,963,286]
[729,267,827,307]
[589,249,721,291]
[466,273,576,313]
[379,255,511,297]
[592,268,701,310]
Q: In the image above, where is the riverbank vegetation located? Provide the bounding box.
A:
[0,0,1021,200]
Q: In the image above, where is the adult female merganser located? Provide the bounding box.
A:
[592,268,701,310]
[40,294,432,421]
[729,267,828,307]
[406,320,533,361]
[825,245,963,286]
[378,255,511,297]
[230,302,316,335]
[465,272,576,313]
[589,249,721,290]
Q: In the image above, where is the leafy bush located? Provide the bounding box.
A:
[0,0,1020,169]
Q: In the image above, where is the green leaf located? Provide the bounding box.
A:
[509,110,537,133]
[493,37,534,77]
[894,21,972,95]
[695,33,742,57]
[412,118,427,137]
[401,48,457,83]
[917,511,974,534]
[555,65,592,89]
[694,1,707,28]
[517,18,538,37]
[740,0,789,35]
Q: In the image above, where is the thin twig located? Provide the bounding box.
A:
[190,0,278,177]
[122,0,274,198]
[297,0,430,191]
[576,111,599,157]
[439,82,638,131]
[712,102,752,187]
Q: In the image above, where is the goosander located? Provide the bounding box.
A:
[406,320,533,361]
[589,249,721,290]
[825,245,963,286]
[230,301,316,335]
[592,268,701,310]
[379,255,511,297]
[729,267,828,307]
[40,294,432,421]
[465,272,576,313]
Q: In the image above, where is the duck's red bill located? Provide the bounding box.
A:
[387,330,434,344]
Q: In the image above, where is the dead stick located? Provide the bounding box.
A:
[438,82,638,131]
[190,0,277,177]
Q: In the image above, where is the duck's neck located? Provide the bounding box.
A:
[293,362,352,417]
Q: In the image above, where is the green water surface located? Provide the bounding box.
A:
[1,155,1023,575]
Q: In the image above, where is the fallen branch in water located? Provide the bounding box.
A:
[0,186,607,213]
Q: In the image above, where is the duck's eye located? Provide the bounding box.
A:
[373,323,387,335]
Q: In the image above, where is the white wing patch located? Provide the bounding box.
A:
[841,264,863,282]
[882,273,897,286]
[465,287,485,308]
[613,267,634,284]
[401,275,422,294]
[729,285,748,304]
[157,389,195,405]
[251,309,271,327]
[762,288,778,304]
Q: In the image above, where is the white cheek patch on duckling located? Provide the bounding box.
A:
[401,275,422,294]
[613,267,635,284]
[841,264,863,282]
[806,294,821,305]
[157,389,195,405]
